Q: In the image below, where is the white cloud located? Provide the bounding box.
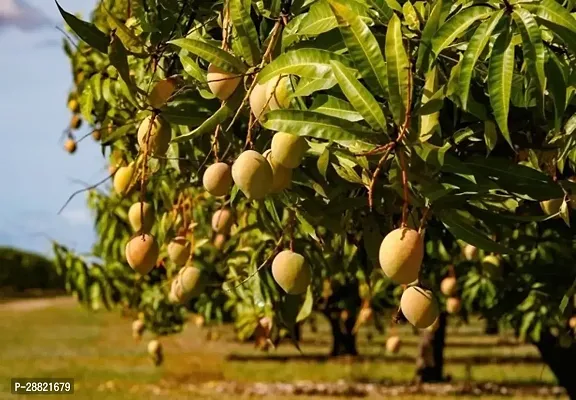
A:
[0,0,51,31]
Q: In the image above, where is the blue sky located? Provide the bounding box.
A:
[0,0,104,256]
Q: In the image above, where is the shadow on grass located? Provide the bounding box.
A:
[226,353,544,365]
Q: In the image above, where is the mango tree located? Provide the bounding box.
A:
[54,0,576,395]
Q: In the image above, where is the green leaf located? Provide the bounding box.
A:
[257,49,352,84]
[101,123,134,145]
[330,61,387,133]
[546,51,567,131]
[172,89,244,143]
[160,103,210,126]
[403,1,420,31]
[416,0,450,72]
[439,209,513,254]
[488,21,514,149]
[169,38,247,73]
[330,0,388,96]
[293,77,337,96]
[459,10,504,110]
[230,0,261,66]
[418,66,440,142]
[317,147,330,179]
[262,109,377,142]
[484,120,497,155]
[55,1,109,53]
[103,6,144,52]
[180,55,207,83]
[310,94,363,121]
[79,84,94,124]
[298,0,338,35]
[108,34,139,100]
[385,13,411,126]
[528,0,576,34]
[367,0,393,22]
[513,8,546,97]
[430,5,494,59]
[298,0,371,35]
[296,286,314,323]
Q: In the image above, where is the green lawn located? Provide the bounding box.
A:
[0,297,566,399]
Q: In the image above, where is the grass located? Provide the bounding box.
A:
[0,297,566,399]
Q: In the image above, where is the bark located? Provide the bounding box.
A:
[534,330,576,399]
[415,312,448,383]
[319,281,361,357]
[484,317,499,335]
[325,310,358,356]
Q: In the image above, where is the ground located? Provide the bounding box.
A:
[0,297,567,399]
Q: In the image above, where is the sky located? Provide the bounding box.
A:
[0,0,104,256]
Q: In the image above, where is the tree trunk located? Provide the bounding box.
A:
[319,281,361,357]
[415,312,448,383]
[484,317,499,335]
[326,310,358,356]
[534,330,576,399]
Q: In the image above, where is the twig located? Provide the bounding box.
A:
[418,206,430,233]
[57,174,113,215]
[226,19,284,131]
[368,143,394,211]
[225,236,283,292]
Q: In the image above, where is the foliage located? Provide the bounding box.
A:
[0,247,63,292]
[54,0,576,351]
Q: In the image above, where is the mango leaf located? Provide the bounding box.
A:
[55,1,108,53]
[528,0,576,34]
[103,6,144,52]
[298,0,338,35]
[430,5,494,59]
[403,1,420,31]
[230,0,261,66]
[262,109,378,142]
[317,146,330,179]
[367,0,393,22]
[438,209,513,254]
[330,61,387,133]
[79,84,94,124]
[385,14,410,126]
[484,120,498,155]
[169,38,247,73]
[416,0,450,71]
[180,56,207,85]
[459,10,504,110]
[298,0,371,35]
[172,89,244,142]
[293,77,338,96]
[108,34,140,99]
[161,102,210,126]
[296,286,314,323]
[330,0,388,96]
[513,9,546,97]
[257,49,352,84]
[310,94,363,121]
[488,21,514,149]
[419,66,440,142]
[101,123,134,145]
[546,51,567,132]
[463,156,564,200]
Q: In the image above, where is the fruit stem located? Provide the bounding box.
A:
[212,124,221,162]
[139,112,157,237]
[418,206,430,234]
[399,150,409,228]
[226,18,284,131]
